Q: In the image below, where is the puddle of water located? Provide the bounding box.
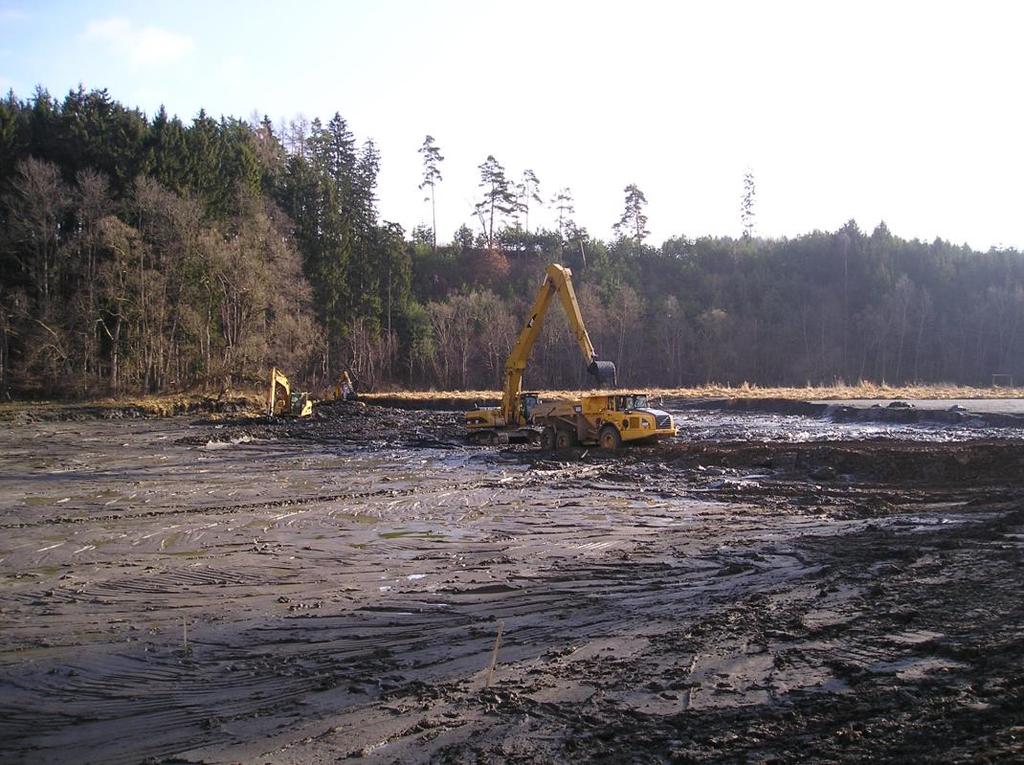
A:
[31,564,65,576]
[670,410,1024,444]
[202,435,255,450]
[335,513,380,525]
[379,530,448,541]
[160,531,184,550]
[869,656,966,679]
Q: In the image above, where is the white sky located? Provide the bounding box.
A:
[2,0,1022,249]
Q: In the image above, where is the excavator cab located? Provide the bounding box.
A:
[520,392,541,422]
[333,370,357,401]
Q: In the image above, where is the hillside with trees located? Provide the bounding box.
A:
[2,86,1023,398]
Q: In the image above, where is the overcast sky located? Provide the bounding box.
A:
[2,0,1022,249]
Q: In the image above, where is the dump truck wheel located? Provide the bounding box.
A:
[540,426,557,450]
[554,428,576,450]
[599,424,622,451]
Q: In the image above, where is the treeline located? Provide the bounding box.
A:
[0,87,405,396]
[1,86,1023,398]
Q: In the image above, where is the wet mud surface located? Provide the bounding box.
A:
[1,401,1023,763]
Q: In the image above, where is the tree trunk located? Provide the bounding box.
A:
[431,186,437,254]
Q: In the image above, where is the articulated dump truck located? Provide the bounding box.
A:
[532,392,675,450]
[464,263,675,450]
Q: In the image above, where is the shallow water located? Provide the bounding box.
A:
[668,409,1024,443]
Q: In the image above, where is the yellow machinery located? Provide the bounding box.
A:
[332,370,358,401]
[532,392,675,450]
[267,367,313,418]
[464,263,616,444]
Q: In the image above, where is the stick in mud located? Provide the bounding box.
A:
[182,615,189,655]
[484,621,504,689]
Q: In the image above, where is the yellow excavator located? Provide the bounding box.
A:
[267,367,313,418]
[465,263,676,449]
[464,263,616,444]
[332,370,358,401]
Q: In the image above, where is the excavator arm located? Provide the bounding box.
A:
[500,264,616,426]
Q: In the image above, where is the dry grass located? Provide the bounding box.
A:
[363,381,1024,405]
[3,381,1021,420]
[649,382,1024,400]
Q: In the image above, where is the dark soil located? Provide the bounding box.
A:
[1,401,1021,763]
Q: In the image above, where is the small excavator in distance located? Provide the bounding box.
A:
[464,263,616,444]
[267,367,313,417]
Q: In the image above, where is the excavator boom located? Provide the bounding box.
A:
[461,263,615,440]
[465,262,671,451]
[500,264,615,425]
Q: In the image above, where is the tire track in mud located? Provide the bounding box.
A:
[8,524,844,763]
[1,480,833,764]
[401,503,1024,765]
[0,556,814,764]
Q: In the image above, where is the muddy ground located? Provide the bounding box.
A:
[1,400,1023,764]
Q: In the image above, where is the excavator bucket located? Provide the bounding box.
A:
[587,360,617,388]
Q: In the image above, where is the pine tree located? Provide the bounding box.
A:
[741,169,756,238]
[474,155,515,249]
[417,135,444,252]
[514,169,541,233]
[614,183,649,256]
[553,187,575,240]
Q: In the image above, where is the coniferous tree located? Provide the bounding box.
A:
[514,169,541,233]
[614,183,649,256]
[741,169,756,238]
[2,84,1024,396]
[474,155,515,249]
[417,135,444,252]
[553,187,575,240]
[147,106,189,193]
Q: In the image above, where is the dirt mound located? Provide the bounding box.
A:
[671,396,1024,428]
[0,393,261,424]
[655,439,1024,486]
[181,399,468,449]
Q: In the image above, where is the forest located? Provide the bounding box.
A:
[1,86,1023,398]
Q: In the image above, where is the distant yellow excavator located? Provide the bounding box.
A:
[267,367,313,418]
[332,370,358,401]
